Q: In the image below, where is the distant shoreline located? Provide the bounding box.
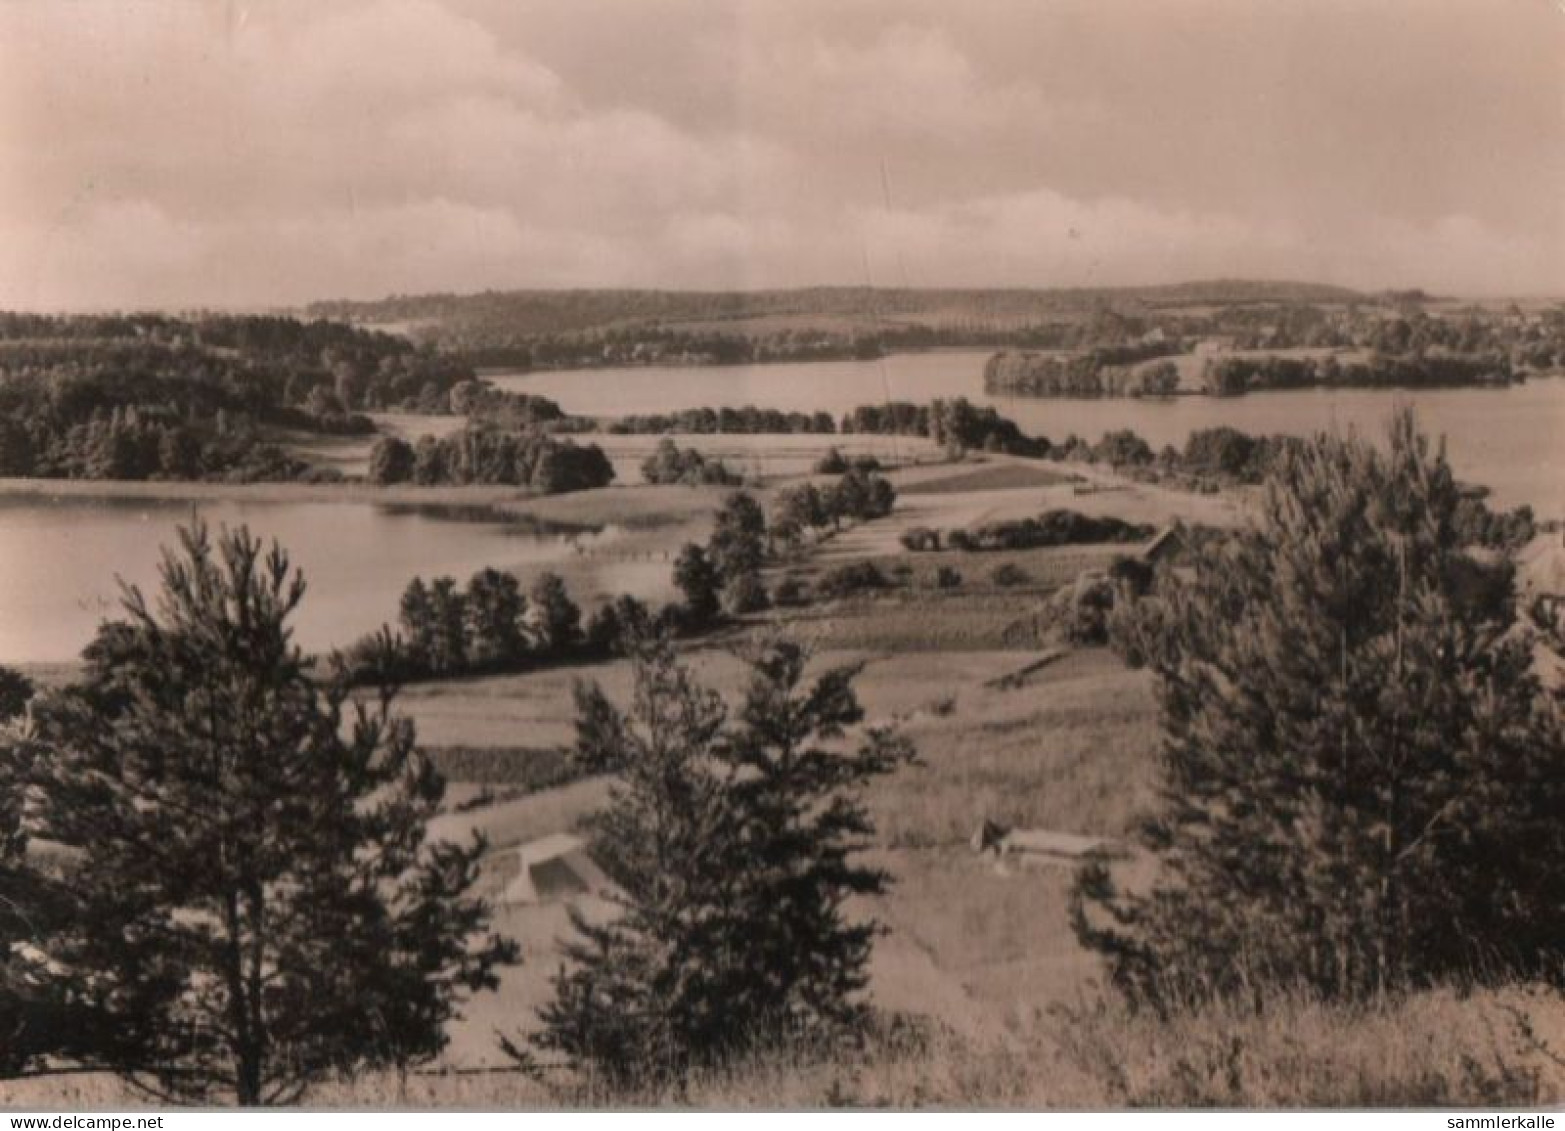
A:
[0,477,536,506]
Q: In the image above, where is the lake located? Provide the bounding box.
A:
[492,351,1565,517]
[0,496,622,664]
[4,353,1560,664]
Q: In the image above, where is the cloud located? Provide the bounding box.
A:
[0,0,1560,308]
[752,23,1063,143]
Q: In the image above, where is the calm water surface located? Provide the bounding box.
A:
[493,352,1565,516]
[0,496,618,664]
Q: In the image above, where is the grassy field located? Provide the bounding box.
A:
[368,639,1163,1073]
[896,462,1081,495]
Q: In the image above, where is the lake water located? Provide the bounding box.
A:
[0,496,618,664]
[3,352,1560,663]
[492,351,1565,517]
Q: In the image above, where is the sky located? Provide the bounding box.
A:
[1,0,1562,309]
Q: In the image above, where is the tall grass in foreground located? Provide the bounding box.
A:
[300,985,1564,1108]
[1050,984,1560,1108]
[10,984,1559,1107]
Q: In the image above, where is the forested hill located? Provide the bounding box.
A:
[306,280,1365,335]
[301,281,1367,368]
[0,312,474,482]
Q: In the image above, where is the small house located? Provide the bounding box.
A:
[971,819,1127,868]
[480,833,615,907]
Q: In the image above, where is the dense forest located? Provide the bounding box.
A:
[985,346,1522,399]
[983,346,1184,398]
[302,284,1565,382]
[304,280,1364,337]
[0,314,477,481]
[0,313,597,484]
[302,283,1368,368]
[365,428,614,492]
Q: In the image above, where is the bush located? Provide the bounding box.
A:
[934,566,962,590]
[899,526,941,552]
[990,563,1031,588]
[1063,575,1116,644]
[827,468,896,523]
[815,562,889,600]
[814,447,849,474]
[772,575,809,607]
[953,510,1154,553]
[640,438,741,487]
[721,571,770,615]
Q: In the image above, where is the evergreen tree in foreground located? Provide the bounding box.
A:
[14,524,517,1104]
[536,632,913,1085]
[1075,412,1565,1004]
[0,676,79,1078]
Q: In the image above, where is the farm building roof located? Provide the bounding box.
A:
[483,833,616,907]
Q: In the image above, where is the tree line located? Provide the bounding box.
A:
[366,429,615,492]
[348,466,901,688]
[608,406,837,435]
[1201,351,1513,395]
[983,345,1184,398]
[986,346,1518,400]
[900,509,1154,554]
[838,396,1051,457]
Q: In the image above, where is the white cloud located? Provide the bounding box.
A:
[0,0,1560,307]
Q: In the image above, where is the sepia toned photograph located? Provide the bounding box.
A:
[2,0,1564,1114]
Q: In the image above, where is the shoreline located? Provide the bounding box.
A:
[0,476,536,506]
[0,477,733,536]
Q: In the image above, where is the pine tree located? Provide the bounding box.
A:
[537,636,738,1083]
[397,576,435,671]
[425,575,470,673]
[535,634,912,1085]
[721,642,914,1037]
[707,491,767,585]
[464,567,528,665]
[15,524,516,1103]
[529,571,581,655]
[1074,412,1565,1004]
[671,543,721,626]
[0,686,62,1077]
